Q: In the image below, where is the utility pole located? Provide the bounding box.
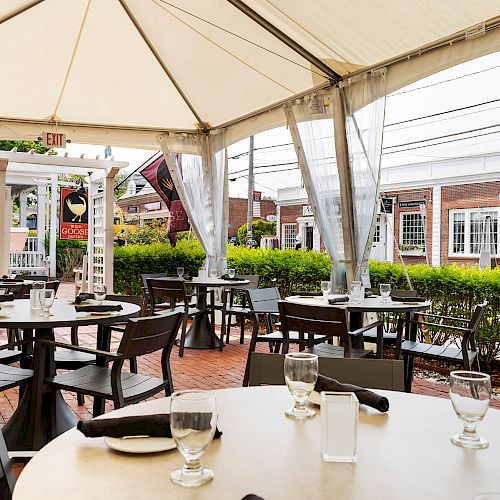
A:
[246,135,255,246]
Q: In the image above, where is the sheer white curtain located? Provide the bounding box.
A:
[158,131,228,274]
[285,89,346,291]
[343,71,386,285]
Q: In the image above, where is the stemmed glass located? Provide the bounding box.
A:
[380,283,391,303]
[177,267,185,278]
[449,370,491,449]
[350,280,363,304]
[227,268,235,279]
[170,390,217,488]
[210,269,218,280]
[284,353,318,419]
[39,289,55,317]
[320,281,331,302]
[93,284,107,305]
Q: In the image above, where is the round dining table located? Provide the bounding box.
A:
[12,385,500,500]
[0,298,141,450]
[175,277,249,350]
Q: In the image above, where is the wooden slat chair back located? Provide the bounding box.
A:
[247,352,404,391]
[147,278,187,314]
[396,301,488,391]
[45,280,60,296]
[278,301,349,354]
[247,287,281,315]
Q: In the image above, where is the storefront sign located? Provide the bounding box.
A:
[59,188,88,240]
[41,131,66,148]
[399,200,426,208]
[127,206,139,214]
[380,198,393,214]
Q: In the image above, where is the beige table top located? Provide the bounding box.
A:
[13,386,500,500]
[0,299,141,329]
[286,294,432,313]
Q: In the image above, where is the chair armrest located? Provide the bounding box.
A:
[349,321,384,337]
[419,312,469,323]
[0,339,32,350]
[35,339,123,360]
[405,319,470,333]
[9,451,37,463]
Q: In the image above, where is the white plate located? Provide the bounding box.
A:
[104,436,176,454]
[0,311,10,318]
[0,302,13,306]
[307,390,321,406]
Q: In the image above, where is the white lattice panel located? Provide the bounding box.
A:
[91,192,105,285]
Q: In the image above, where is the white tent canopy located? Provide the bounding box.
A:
[0,0,499,147]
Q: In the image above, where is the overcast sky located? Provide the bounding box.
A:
[58,50,500,199]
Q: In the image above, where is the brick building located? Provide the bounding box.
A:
[276,153,500,266]
[117,175,276,237]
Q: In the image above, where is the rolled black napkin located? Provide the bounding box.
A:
[391,295,426,302]
[77,414,222,439]
[314,374,389,412]
[328,295,349,304]
[289,291,323,297]
[0,294,14,302]
[75,293,94,304]
[75,304,123,313]
[365,290,374,298]
[220,274,244,281]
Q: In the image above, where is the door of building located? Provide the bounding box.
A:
[305,226,314,250]
[371,215,387,261]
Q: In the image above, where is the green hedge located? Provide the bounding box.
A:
[113,243,500,367]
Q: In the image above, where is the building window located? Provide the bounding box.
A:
[449,208,499,256]
[282,223,297,250]
[373,216,381,243]
[400,212,425,253]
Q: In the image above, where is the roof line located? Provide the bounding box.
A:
[0,0,45,26]
[225,0,341,82]
[117,0,208,130]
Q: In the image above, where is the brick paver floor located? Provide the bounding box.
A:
[0,281,498,426]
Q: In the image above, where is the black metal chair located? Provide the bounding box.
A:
[220,275,259,345]
[395,301,488,392]
[247,352,405,391]
[40,312,183,417]
[147,278,208,357]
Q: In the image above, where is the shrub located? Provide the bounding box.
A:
[56,238,86,278]
[237,220,276,245]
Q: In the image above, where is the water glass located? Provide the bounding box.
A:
[39,289,55,317]
[177,267,185,278]
[380,283,391,303]
[320,281,331,301]
[210,269,218,280]
[349,281,363,304]
[93,284,107,305]
[284,353,318,419]
[31,281,45,311]
[170,391,217,488]
[450,370,491,449]
[227,268,235,279]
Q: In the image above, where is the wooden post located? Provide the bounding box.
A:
[49,175,58,277]
[0,159,8,276]
[104,167,119,292]
[36,183,47,265]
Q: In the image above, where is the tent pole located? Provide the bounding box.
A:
[226,0,341,82]
[333,86,356,286]
[0,160,8,276]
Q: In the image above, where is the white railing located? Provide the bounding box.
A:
[9,251,46,271]
[26,237,38,252]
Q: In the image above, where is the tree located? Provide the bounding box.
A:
[237,220,277,246]
[0,140,52,154]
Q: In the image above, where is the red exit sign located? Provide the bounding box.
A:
[41,131,66,148]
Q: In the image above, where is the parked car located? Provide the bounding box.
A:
[228,236,240,246]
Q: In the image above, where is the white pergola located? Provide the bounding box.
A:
[0,1,499,283]
[0,152,128,289]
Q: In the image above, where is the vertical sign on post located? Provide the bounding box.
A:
[59,188,88,240]
[252,191,262,218]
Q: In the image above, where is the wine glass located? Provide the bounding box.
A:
[39,289,55,317]
[284,353,318,419]
[320,281,331,301]
[350,281,363,304]
[380,283,391,303]
[449,370,491,449]
[177,267,185,278]
[93,284,107,305]
[210,269,217,280]
[227,268,235,279]
[170,390,217,487]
